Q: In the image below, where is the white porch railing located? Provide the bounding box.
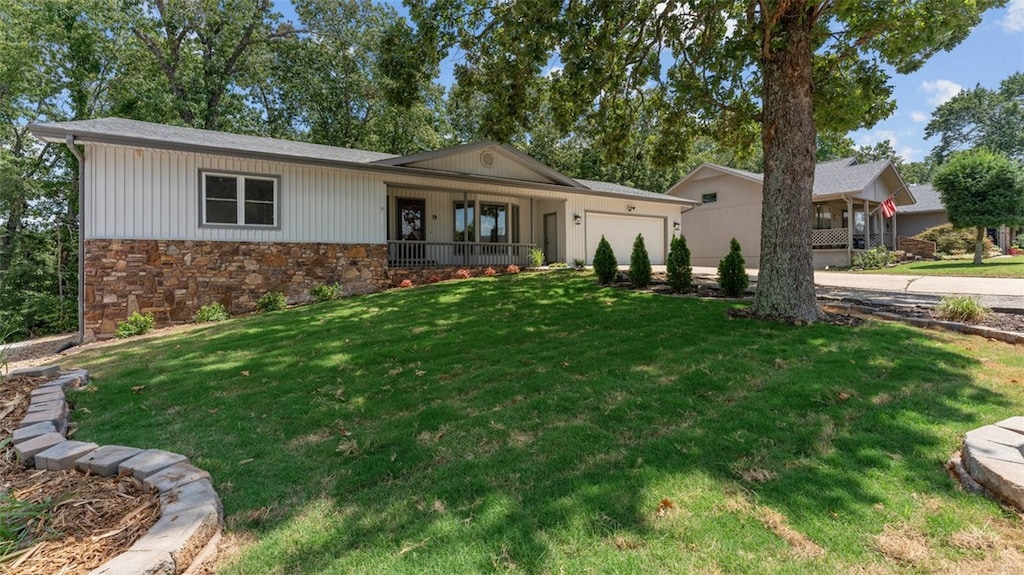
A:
[388,241,535,268]
[812,229,894,250]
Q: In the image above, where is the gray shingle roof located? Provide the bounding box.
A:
[30,117,399,164]
[575,179,680,201]
[899,184,945,213]
[811,158,889,197]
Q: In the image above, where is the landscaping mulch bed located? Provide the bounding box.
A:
[1,375,161,574]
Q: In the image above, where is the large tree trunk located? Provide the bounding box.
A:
[750,5,821,323]
[974,226,985,265]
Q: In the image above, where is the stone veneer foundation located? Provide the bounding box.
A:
[84,239,389,339]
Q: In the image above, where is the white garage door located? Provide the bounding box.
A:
[585,213,666,265]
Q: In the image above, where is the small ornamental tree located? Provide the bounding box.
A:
[666,235,693,293]
[592,235,618,285]
[933,148,1024,264]
[628,234,652,288]
[717,238,749,297]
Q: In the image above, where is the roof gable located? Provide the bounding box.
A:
[375,141,585,188]
[665,163,762,196]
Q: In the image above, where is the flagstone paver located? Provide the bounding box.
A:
[959,417,1024,512]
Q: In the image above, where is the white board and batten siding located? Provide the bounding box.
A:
[85,144,387,243]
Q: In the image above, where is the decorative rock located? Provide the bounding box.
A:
[144,463,212,493]
[87,549,175,575]
[12,421,57,445]
[962,449,1024,511]
[963,434,1024,464]
[120,449,189,480]
[35,440,100,471]
[9,364,60,378]
[77,445,144,477]
[14,432,65,464]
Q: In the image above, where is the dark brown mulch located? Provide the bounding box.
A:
[1,376,160,574]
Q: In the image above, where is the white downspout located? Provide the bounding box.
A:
[64,135,85,345]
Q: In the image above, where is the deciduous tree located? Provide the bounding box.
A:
[412,0,1002,322]
[926,72,1024,163]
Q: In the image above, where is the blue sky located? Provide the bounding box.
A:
[276,1,1023,162]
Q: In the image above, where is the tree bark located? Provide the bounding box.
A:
[750,4,821,323]
[974,226,985,265]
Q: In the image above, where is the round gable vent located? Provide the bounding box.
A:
[480,151,495,168]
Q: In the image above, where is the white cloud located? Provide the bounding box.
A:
[1003,0,1024,31]
[854,131,923,162]
[910,111,929,123]
[920,79,963,106]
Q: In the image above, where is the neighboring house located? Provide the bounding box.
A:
[666,158,915,269]
[29,118,697,340]
[895,184,948,238]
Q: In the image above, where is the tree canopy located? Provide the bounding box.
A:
[411,0,1003,322]
[926,72,1024,163]
[933,148,1024,264]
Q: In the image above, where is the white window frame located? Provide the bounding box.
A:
[200,170,280,228]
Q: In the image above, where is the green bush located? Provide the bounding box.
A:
[852,246,897,270]
[573,258,586,270]
[666,235,693,293]
[0,325,18,380]
[0,492,50,561]
[628,234,652,288]
[529,248,544,268]
[914,224,996,256]
[717,238,749,297]
[256,291,287,313]
[116,311,155,338]
[936,295,990,323]
[592,235,618,285]
[311,283,342,303]
[193,302,229,323]
[1015,232,1024,248]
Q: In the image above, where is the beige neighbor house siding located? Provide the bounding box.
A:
[673,174,763,269]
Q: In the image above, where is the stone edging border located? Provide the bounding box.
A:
[947,417,1024,513]
[819,301,1024,345]
[8,365,222,575]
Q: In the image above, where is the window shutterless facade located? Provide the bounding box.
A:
[201,171,279,227]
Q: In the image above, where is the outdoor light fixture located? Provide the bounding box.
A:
[626,204,636,212]
[673,221,680,232]
[574,213,582,225]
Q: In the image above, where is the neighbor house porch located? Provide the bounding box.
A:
[811,197,897,268]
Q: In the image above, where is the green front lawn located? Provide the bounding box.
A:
[70,273,1024,574]
[864,256,1024,278]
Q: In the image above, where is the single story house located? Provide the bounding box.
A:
[895,184,947,238]
[666,158,916,269]
[29,118,697,340]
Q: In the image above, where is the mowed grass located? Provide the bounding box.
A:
[69,272,1024,574]
[863,256,1024,278]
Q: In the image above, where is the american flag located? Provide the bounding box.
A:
[880,196,897,218]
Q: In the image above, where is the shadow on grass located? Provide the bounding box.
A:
[70,272,1016,574]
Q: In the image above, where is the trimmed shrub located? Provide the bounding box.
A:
[399,279,414,288]
[573,258,586,269]
[256,291,287,312]
[717,238,749,297]
[116,311,155,338]
[914,224,996,256]
[936,295,990,323]
[454,268,472,279]
[592,235,618,285]
[628,234,652,288]
[311,283,342,303]
[484,267,497,277]
[506,264,521,274]
[852,246,897,270]
[666,235,694,293]
[193,302,229,323]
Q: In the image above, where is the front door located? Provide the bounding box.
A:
[397,198,426,241]
[543,212,557,264]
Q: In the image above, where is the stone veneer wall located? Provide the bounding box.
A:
[897,236,936,259]
[84,239,389,338]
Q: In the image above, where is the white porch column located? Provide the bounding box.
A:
[864,199,871,248]
[846,195,853,262]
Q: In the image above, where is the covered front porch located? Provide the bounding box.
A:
[385,187,559,269]
[811,196,897,268]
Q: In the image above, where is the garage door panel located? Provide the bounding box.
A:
[585,213,666,265]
